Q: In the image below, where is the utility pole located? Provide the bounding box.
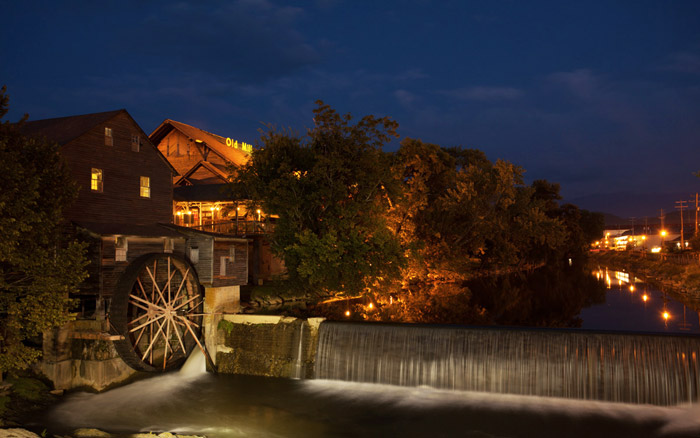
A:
[695,193,699,236]
[676,200,687,250]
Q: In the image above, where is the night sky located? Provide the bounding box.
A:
[3,1,700,218]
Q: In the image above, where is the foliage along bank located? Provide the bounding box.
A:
[0,87,88,377]
[229,101,604,303]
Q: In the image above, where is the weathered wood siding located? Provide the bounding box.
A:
[184,233,215,285]
[156,129,229,180]
[60,112,174,225]
[213,241,248,287]
[100,236,186,298]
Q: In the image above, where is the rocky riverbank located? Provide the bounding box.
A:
[0,429,204,438]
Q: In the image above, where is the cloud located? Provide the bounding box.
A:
[547,69,598,100]
[441,86,523,101]
[394,89,417,107]
[662,51,700,74]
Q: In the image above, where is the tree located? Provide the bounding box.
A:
[0,86,87,376]
[230,101,404,296]
[390,139,568,281]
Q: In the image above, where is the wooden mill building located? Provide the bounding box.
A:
[21,109,249,378]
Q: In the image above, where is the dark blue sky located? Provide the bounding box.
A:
[3,1,700,217]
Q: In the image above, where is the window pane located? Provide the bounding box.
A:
[140,176,150,198]
[91,168,103,192]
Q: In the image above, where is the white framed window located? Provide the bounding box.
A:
[187,246,199,264]
[140,176,150,198]
[115,236,128,262]
[91,168,103,192]
[164,238,174,253]
[105,127,113,146]
[131,134,140,152]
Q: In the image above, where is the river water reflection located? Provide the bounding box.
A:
[581,267,700,334]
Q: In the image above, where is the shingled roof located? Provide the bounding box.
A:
[21,109,124,145]
[150,119,250,167]
[20,108,178,175]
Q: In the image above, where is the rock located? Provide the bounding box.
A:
[72,428,112,438]
[0,429,40,438]
[49,389,64,396]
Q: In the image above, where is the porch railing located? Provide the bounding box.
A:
[189,219,274,236]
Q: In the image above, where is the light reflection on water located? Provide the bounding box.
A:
[584,268,700,334]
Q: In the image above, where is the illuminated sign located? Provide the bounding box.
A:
[225,137,253,153]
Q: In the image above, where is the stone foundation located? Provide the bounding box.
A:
[40,320,137,391]
[212,315,324,378]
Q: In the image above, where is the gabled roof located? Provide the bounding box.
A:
[175,160,229,186]
[21,109,124,145]
[150,119,250,167]
[20,109,178,175]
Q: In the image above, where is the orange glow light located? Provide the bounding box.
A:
[345,310,351,317]
[663,311,670,321]
[642,294,648,302]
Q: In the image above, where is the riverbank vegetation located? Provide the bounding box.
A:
[0,87,88,378]
[230,102,605,321]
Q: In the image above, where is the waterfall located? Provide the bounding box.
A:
[292,322,305,379]
[315,322,700,406]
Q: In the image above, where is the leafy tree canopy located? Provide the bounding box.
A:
[230,101,404,296]
[390,139,569,282]
[0,86,87,375]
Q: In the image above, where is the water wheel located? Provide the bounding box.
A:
[112,253,204,372]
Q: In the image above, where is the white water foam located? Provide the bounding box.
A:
[302,379,700,437]
[49,349,209,431]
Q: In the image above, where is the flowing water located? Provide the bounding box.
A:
[315,322,700,405]
[38,267,700,437]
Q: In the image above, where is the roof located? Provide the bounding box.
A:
[176,160,230,186]
[20,109,179,175]
[173,184,231,202]
[21,109,124,145]
[150,119,250,167]
[75,222,185,238]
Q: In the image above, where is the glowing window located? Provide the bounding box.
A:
[140,176,150,198]
[105,127,113,146]
[91,168,103,192]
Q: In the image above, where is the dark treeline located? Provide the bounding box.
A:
[229,102,604,319]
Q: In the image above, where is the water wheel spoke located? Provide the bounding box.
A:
[136,277,150,301]
[128,296,152,313]
[130,312,167,333]
[141,316,168,362]
[183,299,204,315]
[178,314,208,360]
[171,267,191,305]
[173,294,201,312]
[127,312,150,327]
[170,317,188,355]
[163,317,172,370]
[132,323,148,347]
[145,265,168,308]
[130,292,166,312]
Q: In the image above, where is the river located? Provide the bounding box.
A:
[34,266,700,438]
